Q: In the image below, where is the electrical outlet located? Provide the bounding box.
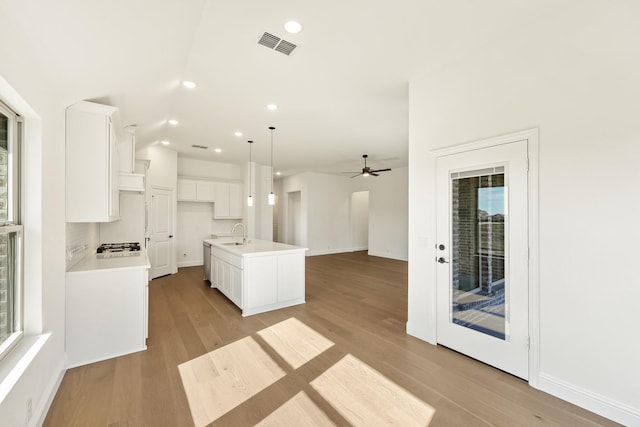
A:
[26,397,32,422]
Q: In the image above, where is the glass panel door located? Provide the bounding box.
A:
[435,139,529,379]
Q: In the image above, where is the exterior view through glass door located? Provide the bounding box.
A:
[436,140,529,379]
[451,169,506,338]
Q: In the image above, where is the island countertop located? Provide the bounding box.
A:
[204,238,308,257]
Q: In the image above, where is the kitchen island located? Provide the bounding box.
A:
[204,238,307,316]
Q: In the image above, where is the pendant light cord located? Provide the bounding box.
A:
[269,127,275,194]
[248,140,253,202]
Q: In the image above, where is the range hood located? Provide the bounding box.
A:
[119,172,145,192]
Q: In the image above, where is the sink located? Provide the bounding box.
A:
[221,242,244,246]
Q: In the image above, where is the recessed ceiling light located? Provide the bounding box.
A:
[234,131,243,137]
[214,148,222,153]
[161,140,170,145]
[275,171,282,176]
[168,119,179,125]
[284,21,302,34]
[267,103,278,111]
[182,80,197,89]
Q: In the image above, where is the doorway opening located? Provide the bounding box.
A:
[350,191,369,251]
[287,191,302,246]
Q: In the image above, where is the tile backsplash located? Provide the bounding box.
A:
[65,222,99,270]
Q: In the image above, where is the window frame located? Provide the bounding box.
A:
[0,98,23,360]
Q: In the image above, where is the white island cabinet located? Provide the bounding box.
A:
[65,253,150,368]
[206,239,307,316]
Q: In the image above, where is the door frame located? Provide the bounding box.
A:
[431,128,540,386]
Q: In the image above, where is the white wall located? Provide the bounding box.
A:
[0,29,66,427]
[177,157,242,180]
[351,167,408,260]
[176,157,244,266]
[278,169,408,260]
[306,173,353,255]
[279,173,309,248]
[407,3,640,425]
[140,146,178,191]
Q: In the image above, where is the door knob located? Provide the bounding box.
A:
[438,244,446,251]
[437,257,449,264]
[169,235,173,238]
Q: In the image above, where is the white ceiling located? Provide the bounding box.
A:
[3,0,568,176]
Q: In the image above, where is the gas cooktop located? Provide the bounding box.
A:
[97,242,141,258]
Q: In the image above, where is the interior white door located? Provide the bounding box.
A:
[150,187,174,279]
[436,140,529,379]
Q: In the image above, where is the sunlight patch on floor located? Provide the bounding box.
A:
[255,391,337,426]
[179,318,434,426]
[178,336,286,427]
[311,354,435,426]
[257,317,334,369]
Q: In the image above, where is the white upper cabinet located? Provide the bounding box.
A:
[177,178,242,218]
[118,130,145,192]
[177,178,216,202]
[214,182,243,219]
[118,130,136,174]
[66,101,120,222]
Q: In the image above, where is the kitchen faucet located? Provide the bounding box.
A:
[231,223,247,244]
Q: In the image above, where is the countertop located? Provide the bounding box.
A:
[67,251,151,274]
[204,238,308,257]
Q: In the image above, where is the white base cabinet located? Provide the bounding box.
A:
[209,240,306,316]
[66,265,149,368]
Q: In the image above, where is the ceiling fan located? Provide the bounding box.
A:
[345,154,392,178]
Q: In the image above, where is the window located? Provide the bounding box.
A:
[0,99,22,355]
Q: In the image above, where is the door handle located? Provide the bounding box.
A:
[437,257,449,264]
[169,235,173,238]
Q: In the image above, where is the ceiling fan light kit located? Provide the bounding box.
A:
[346,154,392,178]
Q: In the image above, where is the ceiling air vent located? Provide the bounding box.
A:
[258,32,297,56]
[258,32,280,49]
[191,144,208,149]
[275,40,297,55]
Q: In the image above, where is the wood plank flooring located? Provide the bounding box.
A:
[43,252,619,426]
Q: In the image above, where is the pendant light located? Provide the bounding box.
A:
[247,140,254,207]
[268,127,276,205]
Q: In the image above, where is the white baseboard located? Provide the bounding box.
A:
[406,322,437,345]
[367,250,408,261]
[33,358,65,427]
[306,248,354,257]
[305,248,408,260]
[177,260,202,268]
[537,373,640,426]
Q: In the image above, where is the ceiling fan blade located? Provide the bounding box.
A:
[350,173,363,178]
[369,172,379,176]
[370,168,391,173]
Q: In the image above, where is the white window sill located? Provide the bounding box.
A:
[0,333,51,405]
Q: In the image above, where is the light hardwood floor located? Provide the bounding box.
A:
[44,252,619,426]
